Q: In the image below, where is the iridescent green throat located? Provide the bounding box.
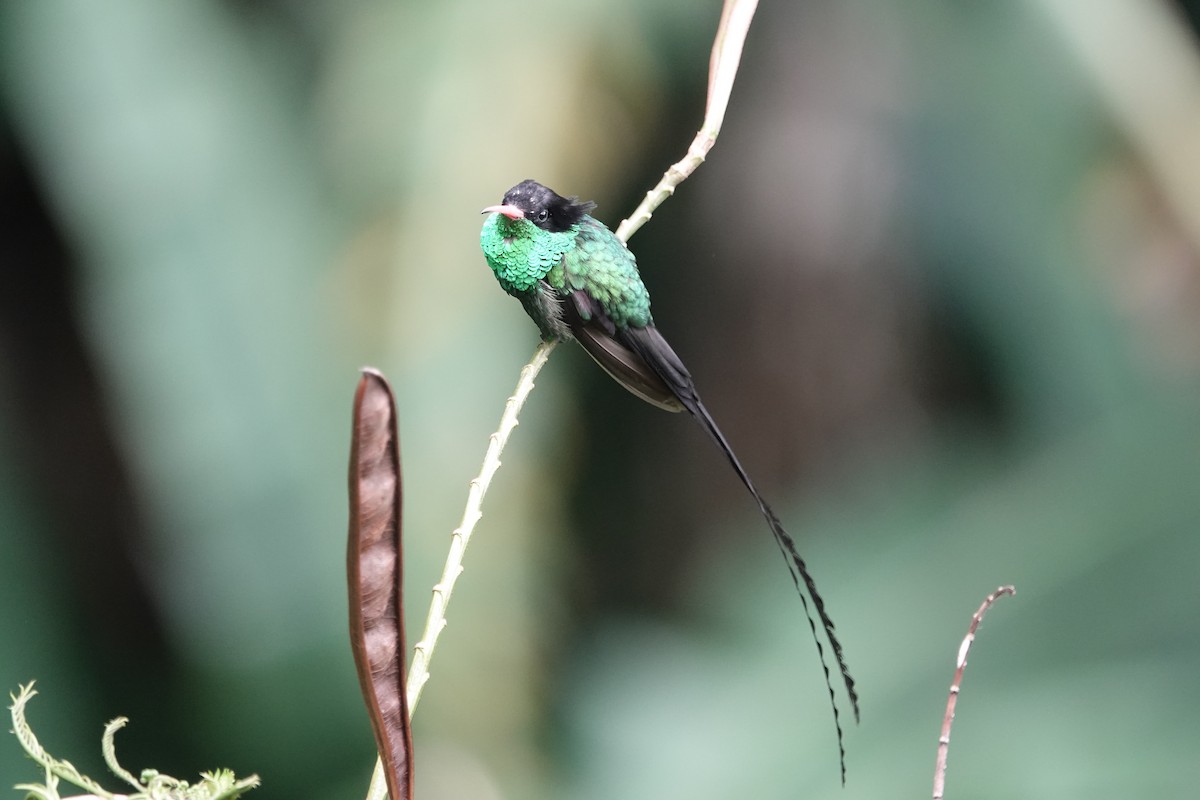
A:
[480,213,580,294]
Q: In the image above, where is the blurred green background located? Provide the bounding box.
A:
[2,0,1199,797]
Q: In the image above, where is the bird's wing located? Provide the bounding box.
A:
[616,324,697,406]
[564,290,683,412]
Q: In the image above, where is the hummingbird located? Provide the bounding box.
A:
[480,179,859,776]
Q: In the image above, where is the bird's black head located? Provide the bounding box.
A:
[492,179,596,233]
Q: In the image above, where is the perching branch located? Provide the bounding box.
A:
[615,0,759,243]
[932,585,1016,800]
[402,340,555,714]
[363,1,761,797]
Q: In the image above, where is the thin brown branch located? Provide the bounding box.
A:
[932,585,1016,800]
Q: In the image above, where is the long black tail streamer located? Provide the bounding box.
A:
[619,324,859,783]
[690,398,859,784]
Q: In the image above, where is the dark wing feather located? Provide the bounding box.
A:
[619,323,860,783]
[563,290,684,412]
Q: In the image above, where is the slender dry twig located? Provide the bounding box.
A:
[932,585,1016,800]
[363,2,761,797]
[615,0,759,243]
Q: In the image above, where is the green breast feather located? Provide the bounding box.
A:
[480,213,578,295]
[480,213,654,329]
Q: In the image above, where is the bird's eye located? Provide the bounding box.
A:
[536,209,549,223]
